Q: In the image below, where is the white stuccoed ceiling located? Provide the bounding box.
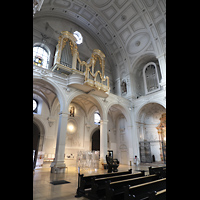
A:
[34,0,166,82]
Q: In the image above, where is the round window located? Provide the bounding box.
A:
[33,99,38,111]
[73,31,83,44]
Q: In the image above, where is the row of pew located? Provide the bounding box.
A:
[75,166,166,200]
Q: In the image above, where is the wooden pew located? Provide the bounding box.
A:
[139,189,166,200]
[149,166,166,178]
[88,171,145,200]
[148,189,166,200]
[105,174,160,200]
[75,169,132,197]
[124,178,166,200]
[154,189,166,200]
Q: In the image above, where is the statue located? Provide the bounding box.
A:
[121,80,127,94]
[70,106,75,117]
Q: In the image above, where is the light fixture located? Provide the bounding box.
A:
[67,121,77,136]
[68,124,74,132]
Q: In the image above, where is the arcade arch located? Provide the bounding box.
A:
[136,102,166,162]
[33,117,46,169]
[33,77,67,113]
[33,77,68,170]
[107,103,132,165]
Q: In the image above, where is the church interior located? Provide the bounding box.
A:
[33,0,166,199]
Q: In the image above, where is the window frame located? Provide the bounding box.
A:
[33,43,50,69]
[143,62,160,95]
[94,111,101,125]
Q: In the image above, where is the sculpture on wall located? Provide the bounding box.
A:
[121,80,127,94]
[70,106,75,117]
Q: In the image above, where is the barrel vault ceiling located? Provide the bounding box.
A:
[34,0,166,82]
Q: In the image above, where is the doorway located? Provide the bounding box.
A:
[92,129,100,151]
[33,123,40,170]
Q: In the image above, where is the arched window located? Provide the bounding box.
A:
[33,44,50,69]
[143,62,160,95]
[94,111,101,125]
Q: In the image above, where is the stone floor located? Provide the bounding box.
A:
[33,162,166,200]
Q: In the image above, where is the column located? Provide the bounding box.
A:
[100,120,108,164]
[51,112,68,173]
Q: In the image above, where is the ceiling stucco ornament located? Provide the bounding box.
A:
[127,32,150,55]
[121,15,127,21]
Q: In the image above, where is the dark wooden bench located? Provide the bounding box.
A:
[75,169,132,197]
[143,189,166,200]
[88,171,145,200]
[153,189,166,200]
[124,178,166,200]
[104,174,160,200]
[149,166,166,178]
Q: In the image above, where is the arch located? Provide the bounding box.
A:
[33,77,67,112]
[66,92,104,120]
[91,129,100,151]
[135,102,166,162]
[90,127,100,140]
[131,52,157,74]
[33,116,46,151]
[89,127,100,151]
[136,101,166,122]
[33,42,51,55]
[107,103,132,127]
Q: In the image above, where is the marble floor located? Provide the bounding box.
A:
[33,162,166,200]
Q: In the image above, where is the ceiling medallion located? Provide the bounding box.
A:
[121,15,127,21]
[135,41,141,46]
